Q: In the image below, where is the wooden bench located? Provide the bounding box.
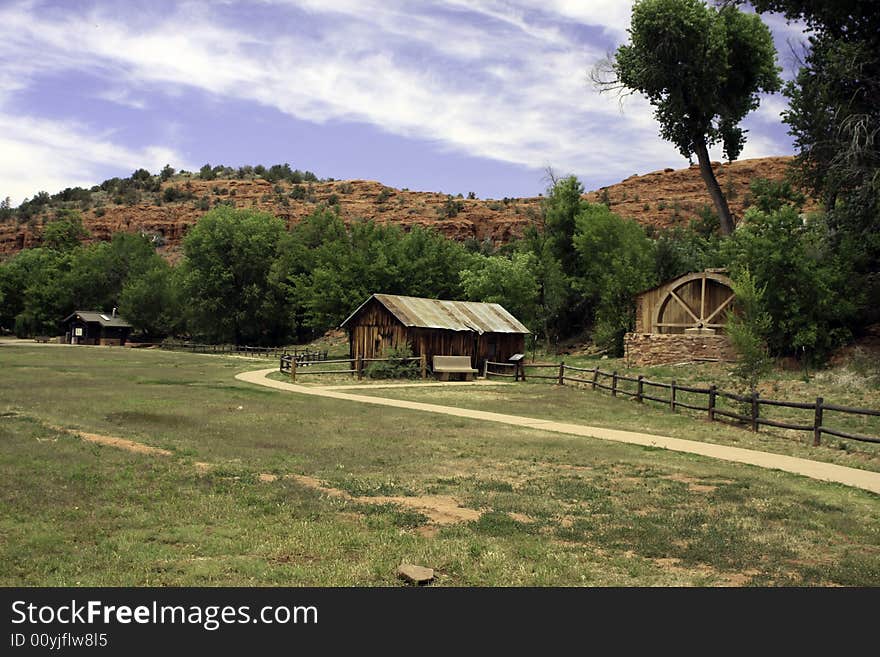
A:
[433,355,478,381]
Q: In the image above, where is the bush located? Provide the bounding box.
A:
[365,346,420,379]
[726,269,772,391]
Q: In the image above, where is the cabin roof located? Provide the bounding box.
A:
[62,310,132,329]
[340,294,530,335]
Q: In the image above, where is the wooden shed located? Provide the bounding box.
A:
[62,310,132,346]
[634,270,735,335]
[340,294,529,369]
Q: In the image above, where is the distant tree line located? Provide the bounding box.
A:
[0,163,331,223]
[0,175,860,366]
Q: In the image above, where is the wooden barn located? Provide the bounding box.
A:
[62,310,132,346]
[340,294,529,369]
[634,269,735,335]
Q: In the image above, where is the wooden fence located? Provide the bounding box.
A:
[484,361,880,446]
[161,341,327,361]
[281,354,427,382]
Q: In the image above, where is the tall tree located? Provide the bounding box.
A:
[743,0,880,323]
[599,0,781,234]
[179,206,286,344]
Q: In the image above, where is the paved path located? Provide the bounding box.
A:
[237,368,880,495]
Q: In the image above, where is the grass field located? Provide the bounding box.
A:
[1,343,879,586]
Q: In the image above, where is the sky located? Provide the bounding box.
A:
[0,0,808,206]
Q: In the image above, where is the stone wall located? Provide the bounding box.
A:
[624,332,737,367]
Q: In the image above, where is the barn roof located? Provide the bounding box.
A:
[62,310,132,329]
[341,294,530,334]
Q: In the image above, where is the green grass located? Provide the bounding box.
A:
[353,381,880,472]
[1,343,879,586]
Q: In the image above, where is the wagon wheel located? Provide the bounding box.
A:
[652,271,735,333]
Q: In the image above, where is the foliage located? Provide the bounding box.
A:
[726,269,772,390]
[606,0,781,233]
[653,227,722,282]
[270,209,471,342]
[42,211,90,251]
[543,175,584,277]
[460,252,540,329]
[722,205,858,361]
[119,260,180,337]
[179,206,286,344]
[572,203,657,353]
[364,345,420,379]
[440,196,465,218]
[747,1,880,328]
[748,177,806,213]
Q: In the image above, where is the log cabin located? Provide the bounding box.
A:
[340,294,529,371]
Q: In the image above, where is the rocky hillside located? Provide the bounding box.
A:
[0,156,806,258]
[584,156,811,228]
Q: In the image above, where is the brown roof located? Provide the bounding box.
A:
[341,294,530,334]
[62,310,132,329]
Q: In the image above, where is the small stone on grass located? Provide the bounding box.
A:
[397,564,434,586]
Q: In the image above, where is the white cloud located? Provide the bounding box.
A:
[0,113,189,206]
[95,88,148,110]
[0,0,793,196]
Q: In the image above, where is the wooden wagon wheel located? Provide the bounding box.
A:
[652,271,735,333]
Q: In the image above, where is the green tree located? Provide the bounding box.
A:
[572,203,657,353]
[722,205,857,361]
[179,206,286,344]
[42,211,89,251]
[0,248,72,336]
[601,0,781,234]
[543,175,584,276]
[745,0,880,326]
[726,268,772,391]
[460,252,540,328]
[519,225,568,347]
[119,261,180,337]
[199,164,216,181]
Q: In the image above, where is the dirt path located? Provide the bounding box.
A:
[237,368,880,495]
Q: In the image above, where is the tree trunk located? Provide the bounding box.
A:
[694,139,735,235]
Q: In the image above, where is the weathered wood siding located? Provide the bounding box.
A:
[635,272,734,334]
[347,298,525,368]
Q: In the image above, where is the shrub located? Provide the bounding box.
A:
[726,269,772,391]
[365,346,419,379]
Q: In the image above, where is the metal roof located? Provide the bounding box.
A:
[341,294,530,334]
[62,310,133,328]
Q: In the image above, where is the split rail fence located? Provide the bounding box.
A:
[484,360,880,447]
[162,341,328,361]
[280,354,428,382]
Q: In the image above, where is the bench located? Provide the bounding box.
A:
[34,336,51,343]
[433,355,478,381]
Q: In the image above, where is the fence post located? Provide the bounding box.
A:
[558,361,565,386]
[591,368,598,390]
[611,371,618,397]
[708,385,717,422]
[520,363,526,382]
[356,356,363,380]
[813,397,823,446]
[421,353,427,380]
[483,360,489,379]
[670,380,677,411]
[636,375,644,403]
[751,391,759,432]
[290,357,296,382]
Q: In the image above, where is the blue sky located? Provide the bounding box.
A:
[0,0,807,205]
